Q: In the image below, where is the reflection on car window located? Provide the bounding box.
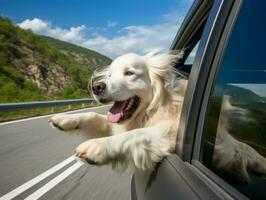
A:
[200,0,266,199]
[185,42,199,65]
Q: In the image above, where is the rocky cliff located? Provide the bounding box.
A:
[0,17,111,102]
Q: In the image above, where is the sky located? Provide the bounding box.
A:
[1,0,194,58]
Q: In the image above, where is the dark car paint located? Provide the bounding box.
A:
[131,0,251,199]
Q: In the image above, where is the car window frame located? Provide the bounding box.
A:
[170,0,214,157]
[186,0,253,199]
[191,0,242,161]
[176,0,236,162]
[165,0,247,198]
[133,0,252,199]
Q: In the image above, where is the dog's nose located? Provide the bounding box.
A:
[92,82,106,95]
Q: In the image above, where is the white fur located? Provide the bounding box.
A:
[50,51,184,171]
[213,96,266,183]
[50,51,266,183]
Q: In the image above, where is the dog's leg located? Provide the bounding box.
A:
[75,121,174,170]
[49,112,112,138]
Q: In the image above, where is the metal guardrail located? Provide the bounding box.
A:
[0,98,95,112]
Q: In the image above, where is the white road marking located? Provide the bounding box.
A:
[24,161,84,200]
[0,105,110,126]
[0,156,76,200]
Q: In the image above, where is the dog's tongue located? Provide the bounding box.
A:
[107,101,127,123]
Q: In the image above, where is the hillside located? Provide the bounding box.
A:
[40,36,111,71]
[215,84,263,105]
[0,17,111,103]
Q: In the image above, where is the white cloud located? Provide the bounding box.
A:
[79,11,186,58]
[107,21,118,27]
[80,22,181,58]
[17,9,189,58]
[18,18,86,43]
[17,18,50,33]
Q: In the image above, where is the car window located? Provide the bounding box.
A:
[185,42,199,65]
[176,41,201,79]
[200,0,266,199]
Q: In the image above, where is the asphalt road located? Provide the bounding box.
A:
[0,106,131,200]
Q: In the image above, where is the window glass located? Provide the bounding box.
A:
[185,42,199,65]
[178,41,200,77]
[200,0,266,199]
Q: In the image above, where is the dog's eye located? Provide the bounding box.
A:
[124,71,134,76]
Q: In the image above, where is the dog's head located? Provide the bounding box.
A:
[91,51,183,124]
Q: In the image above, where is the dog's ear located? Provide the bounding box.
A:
[145,50,183,81]
[144,50,183,112]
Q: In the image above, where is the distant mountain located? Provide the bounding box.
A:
[40,36,111,71]
[215,84,263,105]
[0,17,111,103]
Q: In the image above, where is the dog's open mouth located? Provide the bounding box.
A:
[107,96,140,123]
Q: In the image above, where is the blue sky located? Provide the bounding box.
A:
[1,0,194,58]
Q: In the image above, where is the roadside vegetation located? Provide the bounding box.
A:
[0,17,111,121]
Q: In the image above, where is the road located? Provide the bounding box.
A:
[0,106,131,200]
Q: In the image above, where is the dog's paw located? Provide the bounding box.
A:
[74,139,109,165]
[49,114,79,131]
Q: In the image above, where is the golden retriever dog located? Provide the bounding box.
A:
[49,51,186,170]
[49,51,266,182]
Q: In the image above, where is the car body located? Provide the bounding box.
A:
[131,0,266,199]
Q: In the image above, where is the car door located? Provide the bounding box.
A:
[192,0,266,199]
[131,0,266,199]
